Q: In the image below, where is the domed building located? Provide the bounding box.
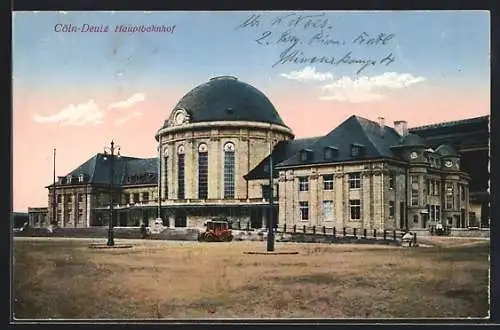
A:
[155,76,294,229]
[30,76,478,234]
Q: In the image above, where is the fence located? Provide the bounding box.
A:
[271,224,416,246]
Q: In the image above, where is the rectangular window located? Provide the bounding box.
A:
[446,183,453,209]
[78,194,83,202]
[299,201,309,220]
[348,173,361,189]
[178,153,185,199]
[350,199,361,220]
[446,197,453,209]
[57,194,62,203]
[223,151,235,199]
[323,174,334,191]
[198,152,208,199]
[299,177,309,192]
[322,200,334,220]
[411,175,419,206]
[436,181,441,195]
[262,185,271,200]
[431,205,436,221]
[460,185,466,200]
[351,146,360,157]
[163,156,168,199]
[66,195,72,202]
[123,193,130,204]
[389,201,395,217]
[436,206,441,221]
[142,192,149,202]
[132,193,139,203]
[389,175,395,189]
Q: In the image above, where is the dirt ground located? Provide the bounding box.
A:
[12,238,490,319]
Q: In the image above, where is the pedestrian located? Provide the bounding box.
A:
[140,223,147,239]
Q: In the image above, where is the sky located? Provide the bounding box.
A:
[12,10,490,212]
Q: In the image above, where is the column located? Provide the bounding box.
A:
[293,177,299,225]
[343,174,349,226]
[334,173,343,229]
[208,138,220,199]
[73,193,77,227]
[185,140,194,199]
[237,138,249,200]
[310,174,319,226]
[86,191,91,227]
[363,172,372,230]
[60,194,65,227]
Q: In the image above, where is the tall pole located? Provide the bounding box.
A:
[107,140,115,246]
[157,140,162,219]
[267,140,275,252]
[52,148,57,226]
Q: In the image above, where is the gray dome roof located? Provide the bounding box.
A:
[436,144,459,157]
[167,76,288,127]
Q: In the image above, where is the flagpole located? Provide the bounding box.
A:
[52,148,57,226]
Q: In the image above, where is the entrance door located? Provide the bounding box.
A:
[250,208,262,229]
[422,214,428,229]
[119,212,127,227]
[142,209,149,226]
[174,210,187,227]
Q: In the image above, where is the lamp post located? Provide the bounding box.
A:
[267,140,275,252]
[104,140,121,246]
[52,148,57,226]
[156,140,162,222]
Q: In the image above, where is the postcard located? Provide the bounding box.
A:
[12,10,490,321]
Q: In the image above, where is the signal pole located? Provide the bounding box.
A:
[267,141,275,252]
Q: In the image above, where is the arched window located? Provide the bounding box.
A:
[177,145,185,199]
[223,142,235,199]
[198,143,208,199]
[163,148,168,199]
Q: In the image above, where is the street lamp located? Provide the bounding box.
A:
[267,140,275,252]
[156,140,162,223]
[103,140,121,246]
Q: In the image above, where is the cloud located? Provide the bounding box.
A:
[107,93,146,110]
[115,111,142,126]
[320,72,426,103]
[280,66,334,82]
[33,99,104,126]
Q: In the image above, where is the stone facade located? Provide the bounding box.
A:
[156,118,293,229]
[27,77,477,233]
[278,158,470,231]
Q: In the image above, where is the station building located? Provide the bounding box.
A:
[27,76,486,231]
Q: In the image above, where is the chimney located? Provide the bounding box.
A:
[394,120,408,137]
[377,117,385,136]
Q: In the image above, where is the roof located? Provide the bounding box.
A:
[244,137,322,180]
[163,76,288,128]
[435,144,459,157]
[276,115,403,168]
[391,133,427,149]
[409,115,489,132]
[56,154,158,186]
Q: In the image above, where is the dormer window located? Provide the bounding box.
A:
[324,146,338,161]
[351,144,365,158]
[67,175,73,183]
[58,176,65,184]
[299,149,313,162]
[78,174,86,183]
